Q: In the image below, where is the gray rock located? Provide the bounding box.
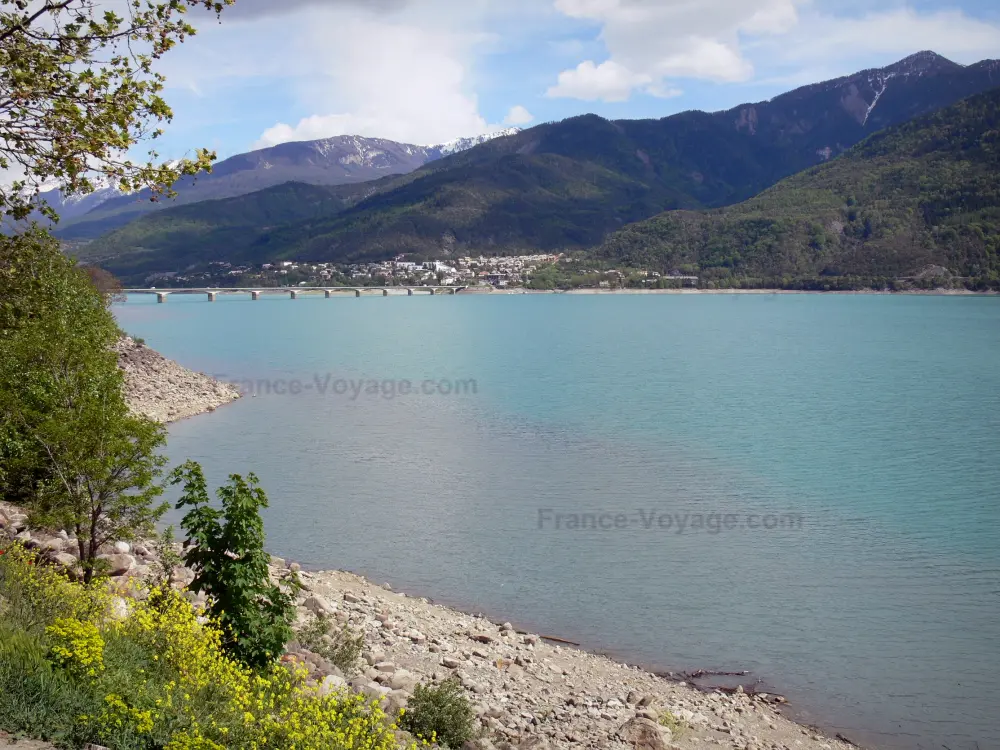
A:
[343,592,361,603]
[517,739,555,750]
[385,689,409,714]
[40,537,66,553]
[442,656,463,669]
[374,661,396,673]
[620,717,671,750]
[97,553,135,577]
[389,669,418,692]
[318,674,347,696]
[304,595,336,617]
[113,541,131,555]
[53,552,80,569]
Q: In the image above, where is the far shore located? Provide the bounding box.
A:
[500,287,999,296]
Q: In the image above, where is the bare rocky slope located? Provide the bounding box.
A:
[114,336,240,423]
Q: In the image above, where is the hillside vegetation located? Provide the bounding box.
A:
[84,53,1000,283]
[597,88,1000,289]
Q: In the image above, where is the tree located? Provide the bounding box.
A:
[1,0,233,223]
[83,266,126,303]
[172,460,297,669]
[0,229,168,583]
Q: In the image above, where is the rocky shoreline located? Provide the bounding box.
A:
[115,336,241,423]
[0,499,858,750]
[281,565,860,750]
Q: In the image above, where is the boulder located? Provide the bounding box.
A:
[389,669,418,692]
[304,595,336,617]
[385,689,409,715]
[39,537,66,553]
[113,541,131,555]
[318,674,347,697]
[97,553,135,577]
[619,717,672,750]
[53,552,80,569]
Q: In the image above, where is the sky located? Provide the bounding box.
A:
[71,0,1000,161]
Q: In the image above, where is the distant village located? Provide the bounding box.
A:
[154,253,700,290]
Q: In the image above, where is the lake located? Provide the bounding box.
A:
[116,292,1000,750]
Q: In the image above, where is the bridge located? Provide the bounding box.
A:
[124,287,468,303]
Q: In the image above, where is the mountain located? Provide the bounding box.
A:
[596,87,1000,288]
[86,52,1000,281]
[44,128,521,239]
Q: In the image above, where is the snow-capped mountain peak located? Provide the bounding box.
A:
[432,128,521,156]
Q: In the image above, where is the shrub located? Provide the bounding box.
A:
[400,677,476,748]
[172,460,298,669]
[46,617,105,678]
[659,709,688,738]
[0,542,411,750]
[297,614,365,676]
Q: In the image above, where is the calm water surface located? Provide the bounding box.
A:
[116,294,1000,750]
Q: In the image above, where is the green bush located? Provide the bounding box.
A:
[172,460,298,669]
[400,677,476,748]
[0,543,409,750]
[0,625,96,746]
[297,614,365,677]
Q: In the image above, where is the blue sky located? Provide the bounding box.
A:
[150,0,1000,160]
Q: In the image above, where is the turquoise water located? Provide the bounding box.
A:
[116,294,1000,750]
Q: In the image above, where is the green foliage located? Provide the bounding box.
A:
[172,460,297,669]
[0,624,95,747]
[297,614,365,677]
[400,678,476,749]
[598,88,1000,289]
[0,0,232,222]
[659,709,688,738]
[0,229,168,583]
[0,543,409,750]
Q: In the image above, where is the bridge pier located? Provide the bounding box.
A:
[407,289,413,296]
[290,290,298,300]
[156,293,169,304]
[429,288,436,295]
[383,289,389,297]
[251,291,261,300]
[324,290,332,299]
[207,292,217,302]
[355,290,361,298]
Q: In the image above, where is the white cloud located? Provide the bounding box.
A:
[755,7,1000,67]
[549,0,1000,103]
[503,105,535,126]
[253,7,493,148]
[546,59,651,102]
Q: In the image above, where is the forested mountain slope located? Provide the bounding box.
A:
[597,88,1000,288]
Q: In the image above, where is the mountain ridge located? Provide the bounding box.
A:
[596,87,1000,288]
[83,52,1000,282]
[42,128,521,236]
